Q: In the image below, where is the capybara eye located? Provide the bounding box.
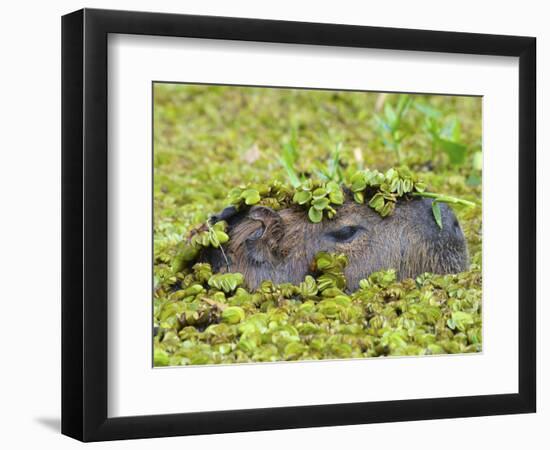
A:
[327,226,363,243]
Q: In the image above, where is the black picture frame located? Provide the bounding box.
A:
[62,8,536,442]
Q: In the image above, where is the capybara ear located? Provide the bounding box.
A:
[244,206,285,264]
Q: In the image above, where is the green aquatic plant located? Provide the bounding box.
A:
[157,169,481,366]
[154,251,482,366]
[374,94,413,163]
[171,220,229,273]
[225,166,474,227]
[208,273,244,293]
[415,102,469,167]
[348,166,475,228]
[153,85,482,367]
[293,179,345,223]
[348,166,426,217]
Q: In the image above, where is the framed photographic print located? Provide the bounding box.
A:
[61,8,536,442]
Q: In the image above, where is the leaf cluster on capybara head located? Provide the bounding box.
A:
[200,194,468,291]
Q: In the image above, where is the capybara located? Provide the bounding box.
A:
[200,195,468,291]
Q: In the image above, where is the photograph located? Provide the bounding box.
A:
[53,4,538,444]
[152,83,483,367]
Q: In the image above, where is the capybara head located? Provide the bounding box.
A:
[200,195,468,291]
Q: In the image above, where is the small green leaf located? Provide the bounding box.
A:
[350,172,367,192]
[385,168,397,181]
[222,306,246,324]
[242,189,261,205]
[389,177,400,193]
[384,103,397,128]
[353,191,365,204]
[329,189,344,205]
[432,201,443,229]
[312,197,330,210]
[299,275,318,297]
[315,252,333,270]
[308,206,323,223]
[215,230,229,244]
[326,181,340,193]
[439,139,467,166]
[300,180,313,191]
[208,231,221,248]
[319,300,340,318]
[212,221,227,231]
[312,188,327,199]
[368,193,385,211]
[402,179,413,193]
[380,201,395,217]
[414,182,427,193]
[284,342,308,360]
[293,190,312,205]
[208,273,244,293]
[279,139,301,188]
